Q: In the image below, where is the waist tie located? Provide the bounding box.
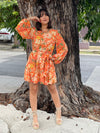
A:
[30,50,53,61]
[30,50,52,60]
[36,51,54,78]
[28,50,54,78]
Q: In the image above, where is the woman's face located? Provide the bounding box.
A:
[39,11,49,25]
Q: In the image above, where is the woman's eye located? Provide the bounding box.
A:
[41,15,43,17]
[41,13,47,17]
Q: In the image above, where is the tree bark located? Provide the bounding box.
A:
[0,0,100,122]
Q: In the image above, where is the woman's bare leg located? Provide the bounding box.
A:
[29,82,39,124]
[47,84,61,119]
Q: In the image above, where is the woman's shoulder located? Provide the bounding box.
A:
[51,28,60,33]
[50,28,58,35]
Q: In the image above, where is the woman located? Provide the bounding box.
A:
[15,8,68,130]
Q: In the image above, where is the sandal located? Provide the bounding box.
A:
[55,106,62,125]
[32,110,39,129]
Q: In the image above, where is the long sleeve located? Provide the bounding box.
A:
[52,30,68,64]
[15,18,36,39]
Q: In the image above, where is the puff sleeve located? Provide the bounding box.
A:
[52,30,68,64]
[15,18,36,39]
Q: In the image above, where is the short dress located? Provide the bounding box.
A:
[15,18,68,85]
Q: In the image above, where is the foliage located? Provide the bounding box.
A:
[0,0,26,49]
[12,44,19,49]
[0,0,100,47]
[78,0,100,42]
[0,0,18,30]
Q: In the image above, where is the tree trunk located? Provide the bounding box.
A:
[0,0,100,122]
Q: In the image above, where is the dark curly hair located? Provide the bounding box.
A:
[36,8,52,31]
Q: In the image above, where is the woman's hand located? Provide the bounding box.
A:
[27,16,40,22]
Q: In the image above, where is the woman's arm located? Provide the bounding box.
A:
[15,16,40,39]
[52,30,68,64]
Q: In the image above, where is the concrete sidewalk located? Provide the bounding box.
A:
[0,75,24,93]
[0,104,100,133]
[84,66,100,92]
[0,49,26,93]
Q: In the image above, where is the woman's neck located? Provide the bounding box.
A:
[41,25,48,32]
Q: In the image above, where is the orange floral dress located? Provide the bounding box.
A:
[15,18,68,85]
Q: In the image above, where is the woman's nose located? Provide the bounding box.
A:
[43,14,46,17]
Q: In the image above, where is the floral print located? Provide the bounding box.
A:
[15,18,68,85]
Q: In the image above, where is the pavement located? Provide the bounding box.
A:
[0,43,100,93]
[0,43,26,93]
[84,66,100,92]
[0,104,100,133]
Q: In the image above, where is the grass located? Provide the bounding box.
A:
[89,46,100,50]
[12,44,19,49]
[80,51,100,55]
[80,46,100,55]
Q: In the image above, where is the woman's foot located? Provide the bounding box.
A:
[55,106,62,125]
[32,110,39,129]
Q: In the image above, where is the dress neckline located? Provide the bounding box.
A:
[38,29,52,34]
[41,29,50,33]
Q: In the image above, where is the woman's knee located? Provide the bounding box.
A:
[47,84,56,92]
[29,82,38,91]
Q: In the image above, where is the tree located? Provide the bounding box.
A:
[0,0,100,122]
[0,0,100,50]
[0,0,27,49]
[78,0,100,42]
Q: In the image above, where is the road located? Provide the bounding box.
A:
[0,42,100,92]
[0,50,100,83]
[80,55,100,83]
[0,50,26,77]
